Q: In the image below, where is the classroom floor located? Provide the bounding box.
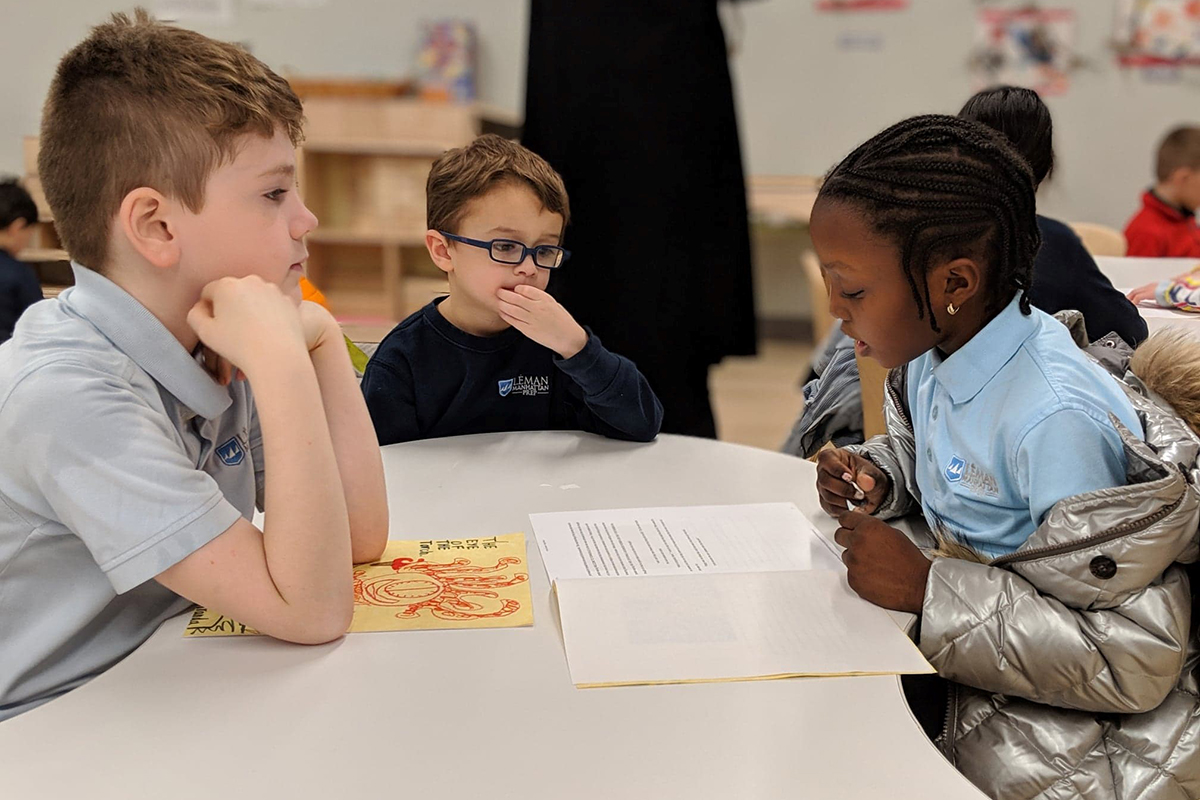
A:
[710,339,810,451]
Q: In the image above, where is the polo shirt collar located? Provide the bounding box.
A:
[930,294,1037,405]
[60,263,232,420]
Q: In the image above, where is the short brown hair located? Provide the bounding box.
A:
[1155,126,1200,182]
[38,8,305,271]
[426,134,570,235]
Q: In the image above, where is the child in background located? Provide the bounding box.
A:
[0,11,389,720]
[1124,125,1200,257]
[0,179,44,343]
[361,134,662,445]
[812,115,1198,799]
[959,85,1147,347]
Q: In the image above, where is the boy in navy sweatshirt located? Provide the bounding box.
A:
[362,135,663,445]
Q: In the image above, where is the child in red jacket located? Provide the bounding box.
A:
[1124,126,1200,257]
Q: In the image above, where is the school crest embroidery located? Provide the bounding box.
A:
[944,456,965,483]
[217,437,245,466]
[498,378,514,397]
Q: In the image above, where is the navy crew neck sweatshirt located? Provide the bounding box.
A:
[361,298,663,445]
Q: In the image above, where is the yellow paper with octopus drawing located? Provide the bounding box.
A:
[184,533,533,636]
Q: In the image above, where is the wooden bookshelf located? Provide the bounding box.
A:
[298,96,489,321]
[21,247,69,263]
[14,138,70,285]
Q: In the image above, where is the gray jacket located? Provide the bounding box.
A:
[848,320,1200,800]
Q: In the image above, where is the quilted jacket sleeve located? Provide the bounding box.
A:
[918,470,1199,714]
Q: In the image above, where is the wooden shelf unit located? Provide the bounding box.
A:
[298,97,486,321]
[16,137,71,287]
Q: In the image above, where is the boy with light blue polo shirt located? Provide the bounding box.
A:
[0,11,388,721]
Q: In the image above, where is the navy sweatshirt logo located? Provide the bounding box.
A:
[498,376,550,397]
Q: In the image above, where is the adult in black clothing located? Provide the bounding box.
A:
[0,180,43,344]
[959,86,1147,347]
[522,0,757,438]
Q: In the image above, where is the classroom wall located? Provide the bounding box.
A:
[0,0,529,177]
[728,0,1200,229]
[1,0,1196,230]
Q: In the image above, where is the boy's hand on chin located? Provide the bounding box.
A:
[199,345,241,387]
[198,290,337,385]
[834,510,931,614]
[496,285,588,359]
[187,276,307,377]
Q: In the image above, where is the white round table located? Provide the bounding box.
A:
[0,432,984,799]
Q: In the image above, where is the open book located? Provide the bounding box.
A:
[530,503,933,688]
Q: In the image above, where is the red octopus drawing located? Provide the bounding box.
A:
[353,556,528,620]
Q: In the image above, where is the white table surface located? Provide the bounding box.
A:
[0,432,984,800]
[1094,255,1200,290]
[1132,302,1200,336]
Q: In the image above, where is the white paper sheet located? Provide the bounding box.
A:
[554,570,933,687]
[530,503,842,583]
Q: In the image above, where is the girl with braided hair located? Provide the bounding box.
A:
[811,115,1200,798]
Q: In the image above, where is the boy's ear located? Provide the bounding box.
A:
[118,187,180,270]
[425,229,455,275]
[936,257,984,309]
[1168,166,1194,187]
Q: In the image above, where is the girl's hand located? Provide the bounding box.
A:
[816,448,890,515]
[835,510,931,614]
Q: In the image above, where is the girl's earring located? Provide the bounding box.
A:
[946,302,959,316]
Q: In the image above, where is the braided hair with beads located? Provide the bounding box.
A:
[816,114,1041,333]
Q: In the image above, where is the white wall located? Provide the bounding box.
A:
[729,0,1200,229]
[2,0,1196,228]
[0,0,529,176]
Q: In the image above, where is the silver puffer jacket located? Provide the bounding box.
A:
[848,318,1200,800]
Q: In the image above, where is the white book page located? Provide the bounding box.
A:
[554,570,933,687]
[531,503,841,583]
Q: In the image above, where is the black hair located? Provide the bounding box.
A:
[816,114,1040,333]
[958,85,1054,187]
[0,179,38,231]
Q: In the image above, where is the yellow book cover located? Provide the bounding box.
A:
[184,533,533,636]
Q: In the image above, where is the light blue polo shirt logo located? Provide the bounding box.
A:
[945,456,965,483]
[498,378,514,397]
[216,437,245,466]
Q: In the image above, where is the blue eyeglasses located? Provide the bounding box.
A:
[440,232,571,269]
